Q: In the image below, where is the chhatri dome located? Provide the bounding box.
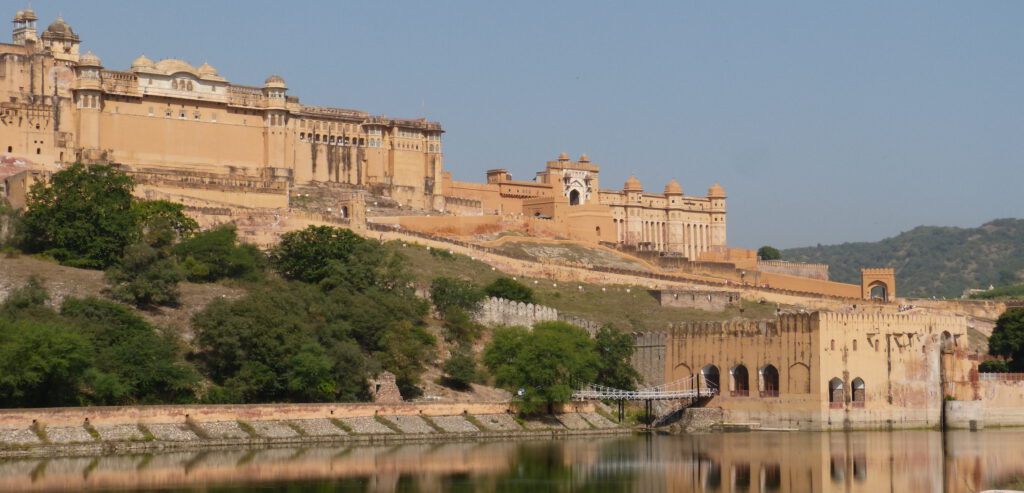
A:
[264,74,287,88]
[624,175,643,192]
[579,153,590,163]
[78,51,101,67]
[664,179,682,195]
[43,15,78,40]
[708,183,726,198]
[557,152,570,161]
[130,54,155,70]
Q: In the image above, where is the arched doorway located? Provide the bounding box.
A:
[868,281,888,300]
[701,365,720,393]
[852,377,865,406]
[568,189,581,205]
[828,378,844,408]
[760,365,780,397]
[732,365,750,396]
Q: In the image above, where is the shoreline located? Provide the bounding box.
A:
[0,401,630,459]
[0,426,635,460]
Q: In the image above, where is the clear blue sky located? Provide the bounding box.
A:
[31,1,1024,249]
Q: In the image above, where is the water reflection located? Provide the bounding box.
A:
[0,429,1021,492]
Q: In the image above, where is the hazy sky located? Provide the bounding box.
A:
[29,1,1024,248]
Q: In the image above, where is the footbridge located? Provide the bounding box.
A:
[572,375,718,401]
[573,375,718,422]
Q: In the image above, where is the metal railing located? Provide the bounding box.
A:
[572,375,718,401]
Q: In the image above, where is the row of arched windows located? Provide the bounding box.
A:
[828,377,866,408]
[699,364,780,398]
[698,364,867,404]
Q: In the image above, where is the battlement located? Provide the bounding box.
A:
[861,268,895,275]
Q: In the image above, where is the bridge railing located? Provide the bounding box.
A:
[572,375,719,401]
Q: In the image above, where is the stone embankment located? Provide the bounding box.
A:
[0,402,628,458]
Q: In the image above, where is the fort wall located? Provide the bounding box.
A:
[472,296,603,335]
[757,260,829,281]
[656,312,970,430]
[656,289,739,311]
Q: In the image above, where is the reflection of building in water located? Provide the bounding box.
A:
[1,432,1023,492]
[654,310,1024,430]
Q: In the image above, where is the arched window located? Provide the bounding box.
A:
[732,365,749,396]
[568,189,580,206]
[852,378,865,407]
[829,378,844,408]
[760,365,780,397]
[340,206,349,219]
[701,365,720,394]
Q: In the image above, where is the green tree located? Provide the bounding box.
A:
[989,307,1024,371]
[757,246,782,260]
[0,319,93,407]
[484,277,536,304]
[430,277,484,312]
[442,346,479,391]
[133,200,199,243]
[440,307,484,344]
[272,226,398,286]
[105,242,185,307]
[593,326,641,390]
[483,321,599,414]
[978,359,1010,373]
[20,163,139,268]
[174,225,264,283]
[60,297,199,404]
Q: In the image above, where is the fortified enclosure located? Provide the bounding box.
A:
[646,311,1024,431]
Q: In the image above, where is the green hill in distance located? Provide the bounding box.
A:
[782,218,1024,299]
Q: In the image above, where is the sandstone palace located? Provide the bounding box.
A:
[0,9,728,260]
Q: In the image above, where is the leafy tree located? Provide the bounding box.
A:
[484,277,535,304]
[133,200,198,245]
[989,307,1024,372]
[442,346,479,391]
[430,277,484,312]
[20,163,139,268]
[483,321,599,414]
[60,297,199,404]
[375,322,437,398]
[978,359,1010,373]
[593,326,641,390]
[440,307,484,344]
[272,226,394,286]
[0,318,93,407]
[105,242,185,307]
[757,246,782,260]
[174,225,264,283]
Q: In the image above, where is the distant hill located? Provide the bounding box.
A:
[782,218,1024,299]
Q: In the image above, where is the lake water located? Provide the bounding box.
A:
[0,429,1022,492]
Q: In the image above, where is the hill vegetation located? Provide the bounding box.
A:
[0,163,658,411]
[782,219,1024,298]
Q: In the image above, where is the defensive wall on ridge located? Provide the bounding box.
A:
[473,297,604,335]
[756,260,830,281]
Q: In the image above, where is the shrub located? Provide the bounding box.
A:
[484,277,535,304]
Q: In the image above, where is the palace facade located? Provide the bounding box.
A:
[0,9,444,211]
[442,153,727,259]
[0,9,728,260]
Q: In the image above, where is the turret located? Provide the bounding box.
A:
[11,7,37,44]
